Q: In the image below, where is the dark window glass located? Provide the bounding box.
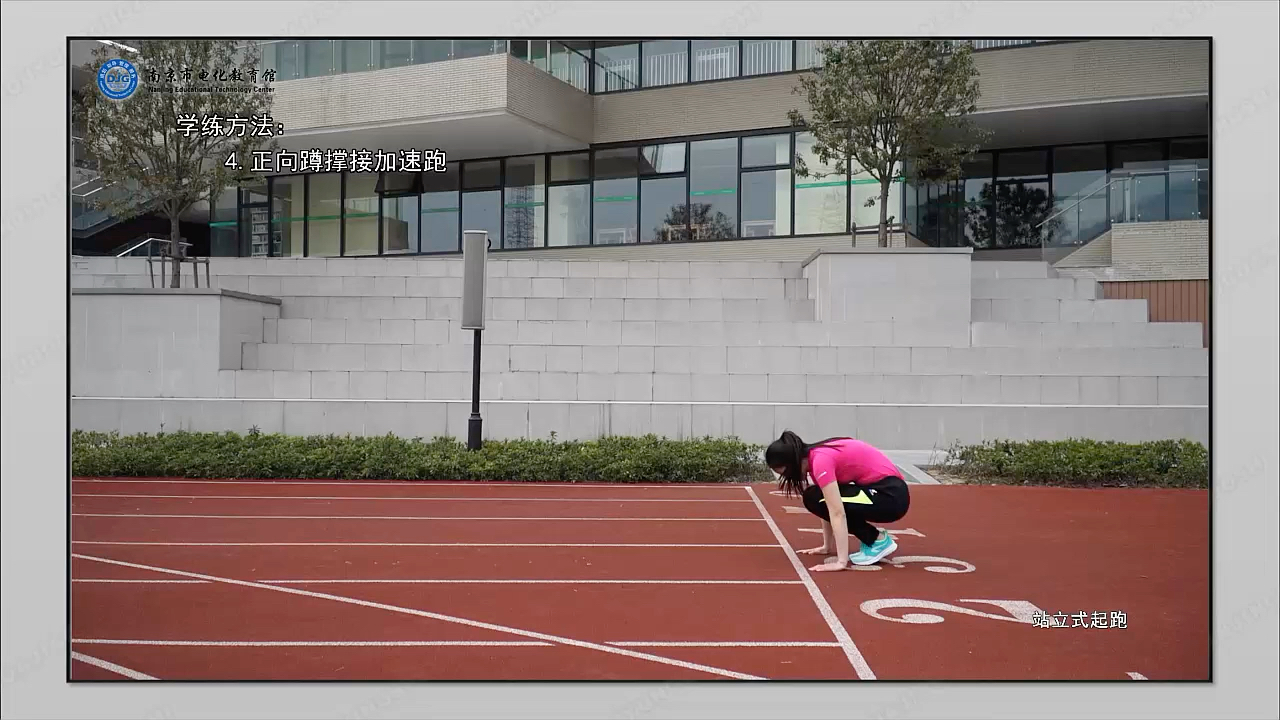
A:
[550,153,590,182]
[641,175,688,243]
[742,134,790,168]
[640,143,686,175]
[593,177,638,244]
[741,169,791,237]
[594,147,639,180]
[689,138,738,240]
[421,162,460,252]
[462,190,502,248]
[464,160,501,190]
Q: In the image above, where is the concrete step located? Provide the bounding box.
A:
[971,321,1203,349]
[241,341,1207,378]
[274,297,816,323]
[970,261,1059,280]
[219,368,1207,406]
[973,298,1148,323]
[971,277,1101,300]
[73,397,1207,449]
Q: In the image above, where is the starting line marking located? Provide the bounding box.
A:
[744,486,877,681]
[74,578,804,586]
[1127,671,1149,680]
[72,553,764,681]
[70,651,157,680]
[72,639,841,649]
[75,494,752,504]
[73,513,763,522]
[72,541,782,548]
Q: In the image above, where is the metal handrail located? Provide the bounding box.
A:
[1035,166,1208,230]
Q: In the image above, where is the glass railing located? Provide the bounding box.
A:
[1039,166,1210,265]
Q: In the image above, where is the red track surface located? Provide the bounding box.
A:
[69,478,1209,681]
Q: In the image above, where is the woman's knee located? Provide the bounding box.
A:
[801,485,826,515]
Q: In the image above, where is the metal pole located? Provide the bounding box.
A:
[468,328,483,451]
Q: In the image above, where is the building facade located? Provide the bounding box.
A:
[69,38,1211,449]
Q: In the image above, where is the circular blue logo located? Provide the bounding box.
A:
[97,58,138,100]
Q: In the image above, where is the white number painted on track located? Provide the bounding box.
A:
[859,599,1047,625]
[850,556,975,574]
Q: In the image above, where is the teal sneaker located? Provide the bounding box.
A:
[849,532,897,566]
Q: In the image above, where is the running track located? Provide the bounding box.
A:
[69,478,1209,681]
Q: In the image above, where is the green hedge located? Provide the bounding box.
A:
[70,430,773,484]
[937,438,1209,488]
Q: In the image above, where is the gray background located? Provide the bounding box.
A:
[4,1,1278,718]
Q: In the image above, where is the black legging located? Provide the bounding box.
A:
[801,475,911,547]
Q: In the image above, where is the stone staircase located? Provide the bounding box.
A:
[70,254,1208,449]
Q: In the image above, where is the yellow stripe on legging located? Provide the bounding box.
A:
[819,492,875,506]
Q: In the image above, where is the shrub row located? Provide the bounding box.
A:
[71,431,1209,488]
[70,430,773,484]
[937,438,1209,489]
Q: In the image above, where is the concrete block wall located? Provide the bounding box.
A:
[70,252,1208,449]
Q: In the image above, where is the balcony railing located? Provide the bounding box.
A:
[1038,166,1210,265]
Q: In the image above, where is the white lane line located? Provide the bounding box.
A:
[73,513,761,522]
[72,639,837,649]
[75,494,750,503]
[74,639,553,647]
[1127,671,1149,680]
[74,479,746,490]
[74,578,802,586]
[72,541,781,548]
[744,486,876,681]
[72,553,764,681]
[69,651,158,680]
[608,641,842,648]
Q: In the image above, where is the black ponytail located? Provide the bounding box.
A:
[764,430,850,498]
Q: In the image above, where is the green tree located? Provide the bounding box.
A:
[788,40,989,247]
[75,40,277,286]
[658,202,736,242]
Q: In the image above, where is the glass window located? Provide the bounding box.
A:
[689,138,738,240]
[640,143,686,175]
[743,39,792,76]
[550,152,590,182]
[303,40,334,78]
[415,40,455,64]
[421,162,460,253]
[510,40,530,63]
[691,40,739,82]
[1052,144,1107,246]
[380,174,419,255]
[343,172,380,256]
[962,152,994,248]
[594,148,639,179]
[741,169,791,238]
[641,175,688,243]
[1169,137,1209,221]
[527,40,549,70]
[794,132,847,234]
[997,150,1049,180]
[272,41,301,81]
[594,42,639,92]
[548,184,590,247]
[850,161,902,233]
[341,40,372,73]
[381,40,413,69]
[308,173,341,257]
[742,134,790,168]
[462,191,501,249]
[504,155,545,249]
[270,175,305,257]
[642,40,688,87]
[209,186,240,257]
[464,160,501,190]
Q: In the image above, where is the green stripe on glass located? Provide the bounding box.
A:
[594,195,637,202]
[795,180,849,189]
[689,188,736,196]
[503,201,546,209]
[850,177,905,185]
[271,212,378,223]
[421,207,461,214]
[208,221,237,228]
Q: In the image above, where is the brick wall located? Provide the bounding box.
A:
[1110,221,1208,281]
[504,56,594,144]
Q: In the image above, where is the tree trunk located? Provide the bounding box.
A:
[169,214,182,288]
[877,176,892,248]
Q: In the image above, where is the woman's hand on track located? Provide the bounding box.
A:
[810,557,849,572]
[797,545,833,556]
